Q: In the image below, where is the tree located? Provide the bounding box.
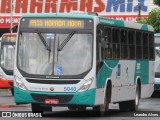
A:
[154,0,160,6]
[137,8,160,32]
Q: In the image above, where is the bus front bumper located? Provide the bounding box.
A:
[0,78,13,89]
[14,87,96,106]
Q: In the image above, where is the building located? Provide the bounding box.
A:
[0,0,158,36]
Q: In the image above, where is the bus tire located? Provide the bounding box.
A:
[11,88,14,96]
[68,105,77,111]
[31,103,52,115]
[31,103,44,113]
[131,84,140,111]
[77,106,86,111]
[119,84,140,111]
[93,85,111,116]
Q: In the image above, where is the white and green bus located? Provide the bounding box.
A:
[154,33,160,95]
[14,13,155,114]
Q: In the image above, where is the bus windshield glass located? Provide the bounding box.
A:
[1,45,15,70]
[155,36,160,72]
[17,32,92,76]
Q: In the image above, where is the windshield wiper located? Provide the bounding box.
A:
[36,30,51,51]
[57,31,76,51]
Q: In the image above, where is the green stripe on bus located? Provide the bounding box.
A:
[14,87,96,105]
[99,17,124,27]
[134,60,149,84]
[141,25,148,31]
[97,60,119,88]
[154,33,160,37]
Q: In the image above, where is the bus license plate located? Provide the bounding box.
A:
[45,99,59,104]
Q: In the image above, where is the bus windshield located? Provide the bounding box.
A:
[1,45,15,70]
[17,32,92,76]
[155,37,160,72]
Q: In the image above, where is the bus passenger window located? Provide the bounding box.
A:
[128,45,135,59]
[149,34,154,60]
[121,30,127,44]
[105,44,112,59]
[136,32,142,59]
[136,32,142,45]
[120,29,128,59]
[136,46,142,59]
[142,33,148,46]
[104,27,111,43]
[142,33,149,59]
[128,30,135,44]
[112,29,120,43]
[128,30,135,59]
[121,45,128,59]
[143,46,148,59]
[113,44,120,59]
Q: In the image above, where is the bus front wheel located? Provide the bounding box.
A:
[93,86,111,116]
[31,103,52,114]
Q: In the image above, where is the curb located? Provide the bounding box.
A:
[0,89,10,92]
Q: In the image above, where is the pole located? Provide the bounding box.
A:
[56,1,58,14]
[138,3,141,18]
[10,0,13,33]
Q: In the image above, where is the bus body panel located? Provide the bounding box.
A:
[95,60,154,104]
[14,87,96,105]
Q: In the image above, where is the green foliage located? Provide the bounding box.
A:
[137,8,160,32]
[154,0,160,6]
[137,17,147,24]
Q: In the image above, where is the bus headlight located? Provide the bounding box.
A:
[77,77,94,92]
[15,76,27,90]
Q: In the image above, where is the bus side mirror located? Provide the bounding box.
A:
[97,29,106,48]
[10,25,18,33]
[100,38,106,48]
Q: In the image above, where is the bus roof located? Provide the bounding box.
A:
[21,13,154,32]
[154,33,160,37]
[21,13,95,19]
[99,17,154,32]
[2,33,17,36]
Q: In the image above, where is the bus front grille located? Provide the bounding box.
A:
[26,79,80,84]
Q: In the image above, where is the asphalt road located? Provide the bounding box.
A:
[0,90,160,120]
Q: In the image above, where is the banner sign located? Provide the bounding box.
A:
[0,0,158,28]
[0,16,20,28]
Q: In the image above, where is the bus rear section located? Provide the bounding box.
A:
[0,33,17,95]
[154,33,160,95]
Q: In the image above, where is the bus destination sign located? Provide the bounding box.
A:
[2,36,16,42]
[26,19,85,29]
